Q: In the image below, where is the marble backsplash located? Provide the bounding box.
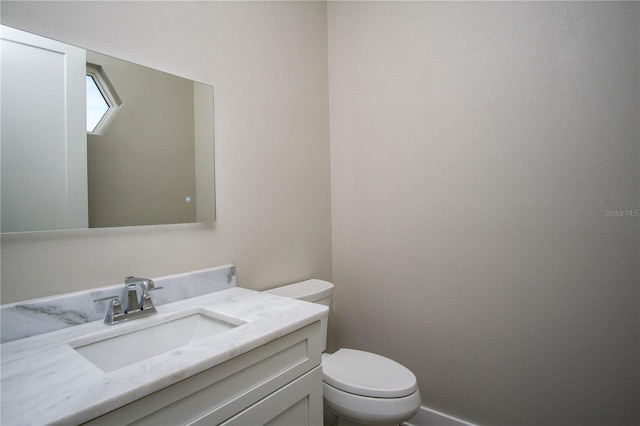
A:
[0,265,236,343]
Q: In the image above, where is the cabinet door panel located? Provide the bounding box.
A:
[265,397,309,426]
[215,366,323,426]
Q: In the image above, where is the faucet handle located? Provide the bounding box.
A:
[93,295,120,303]
[94,295,124,324]
[139,286,163,311]
[141,286,163,300]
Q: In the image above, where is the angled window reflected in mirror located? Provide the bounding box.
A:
[86,64,121,135]
[86,75,108,132]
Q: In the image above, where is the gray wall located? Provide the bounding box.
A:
[328,2,639,425]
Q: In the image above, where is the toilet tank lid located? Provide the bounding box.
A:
[265,279,334,302]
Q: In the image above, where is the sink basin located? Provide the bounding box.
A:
[68,308,245,372]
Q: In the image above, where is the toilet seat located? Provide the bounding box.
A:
[322,349,418,398]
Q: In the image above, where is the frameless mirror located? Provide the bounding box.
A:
[1,25,215,233]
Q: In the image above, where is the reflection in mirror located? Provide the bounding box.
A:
[0,25,215,233]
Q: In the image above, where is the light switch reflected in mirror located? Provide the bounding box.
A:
[0,25,215,233]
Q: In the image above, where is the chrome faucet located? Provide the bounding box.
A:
[94,276,163,325]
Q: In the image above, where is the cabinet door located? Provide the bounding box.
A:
[212,366,323,426]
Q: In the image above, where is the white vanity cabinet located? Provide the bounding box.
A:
[83,322,323,426]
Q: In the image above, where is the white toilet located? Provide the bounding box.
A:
[266,279,421,426]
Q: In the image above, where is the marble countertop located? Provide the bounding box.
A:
[0,287,328,426]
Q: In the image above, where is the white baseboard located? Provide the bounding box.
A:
[403,405,477,426]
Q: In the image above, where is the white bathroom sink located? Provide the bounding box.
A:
[68,308,245,372]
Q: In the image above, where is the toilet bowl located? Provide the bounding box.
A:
[266,280,421,426]
[322,349,421,425]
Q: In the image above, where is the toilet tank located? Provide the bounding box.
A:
[265,279,333,352]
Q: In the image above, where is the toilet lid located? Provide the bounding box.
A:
[322,349,418,398]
